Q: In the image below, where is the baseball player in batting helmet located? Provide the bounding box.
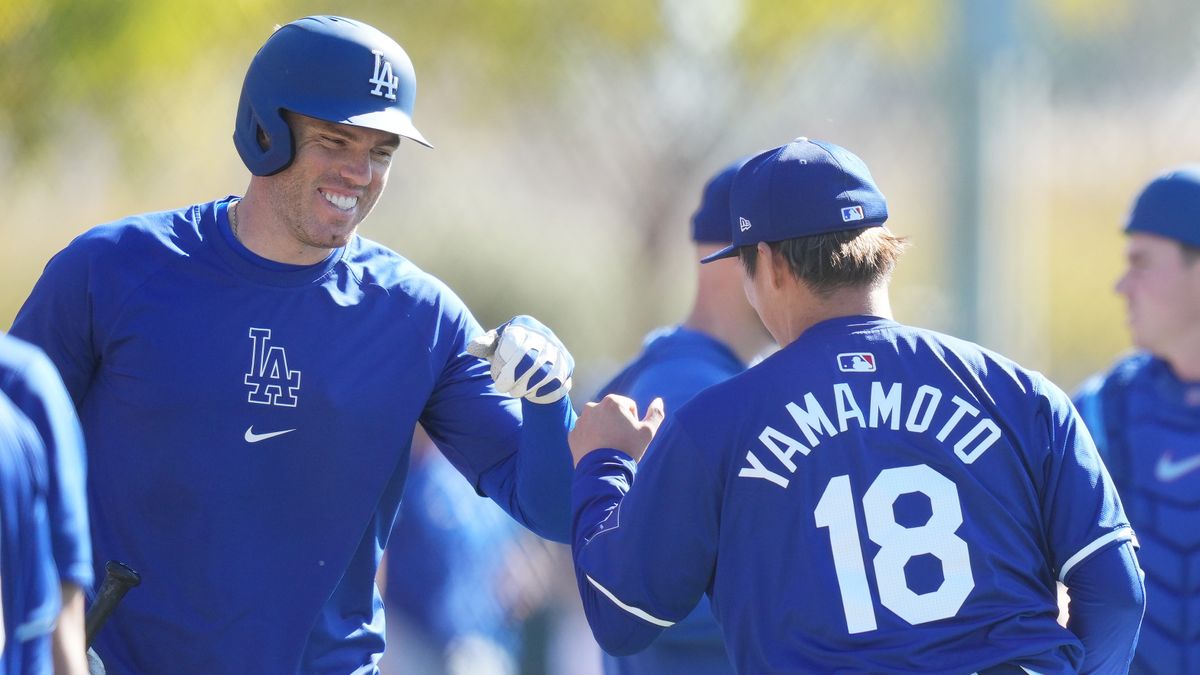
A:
[12,15,578,673]
[234,15,431,177]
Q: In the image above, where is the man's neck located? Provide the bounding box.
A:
[777,284,893,347]
[234,191,335,266]
[682,306,773,365]
[1162,345,1200,382]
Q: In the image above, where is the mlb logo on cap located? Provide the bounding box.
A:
[837,352,876,373]
[841,205,865,222]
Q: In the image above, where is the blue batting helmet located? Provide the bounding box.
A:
[233,15,432,176]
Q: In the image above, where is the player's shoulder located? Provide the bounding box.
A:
[823,319,1062,409]
[795,316,1035,388]
[635,327,738,369]
[617,326,739,391]
[898,322,1057,397]
[796,315,1024,376]
[342,234,415,278]
[342,235,472,316]
[344,236,454,297]
[669,351,769,426]
[1074,351,1152,403]
[55,200,214,271]
[898,322,1022,367]
[1107,351,1154,385]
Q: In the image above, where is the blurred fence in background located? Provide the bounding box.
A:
[4,1,1200,670]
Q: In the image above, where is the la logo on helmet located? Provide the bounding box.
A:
[369,50,399,101]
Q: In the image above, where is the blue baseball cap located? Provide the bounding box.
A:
[1126,165,1200,248]
[700,137,888,263]
[691,156,751,243]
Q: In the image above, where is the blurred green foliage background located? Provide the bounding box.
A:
[3,0,1200,395]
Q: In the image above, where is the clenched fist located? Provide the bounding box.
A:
[569,394,664,466]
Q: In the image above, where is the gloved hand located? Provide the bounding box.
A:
[468,315,574,404]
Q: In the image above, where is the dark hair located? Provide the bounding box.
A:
[738,227,910,297]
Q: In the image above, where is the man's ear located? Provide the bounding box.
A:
[758,241,787,290]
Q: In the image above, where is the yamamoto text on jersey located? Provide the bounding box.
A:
[740,382,1002,489]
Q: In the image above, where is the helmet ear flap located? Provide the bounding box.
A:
[253,106,296,176]
[234,98,295,176]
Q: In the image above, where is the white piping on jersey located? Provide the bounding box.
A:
[1058,527,1135,582]
[585,574,675,627]
[969,667,1042,675]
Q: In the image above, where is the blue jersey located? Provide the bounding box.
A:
[595,326,740,675]
[1075,352,1200,675]
[0,391,58,675]
[11,197,573,674]
[573,316,1134,674]
[0,331,92,591]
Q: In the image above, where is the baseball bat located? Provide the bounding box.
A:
[84,560,142,648]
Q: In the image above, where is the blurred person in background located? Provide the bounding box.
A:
[568,137,1144,673]
[590,156,772,675]
[0,390,58,675]
[379,427,523,675]
[8,15,576,674]
[0,332,89,675]
[1074,166,1200,675]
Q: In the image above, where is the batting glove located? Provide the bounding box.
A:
[468,315,574,404]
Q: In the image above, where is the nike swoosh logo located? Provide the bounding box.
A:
[1154,451,1200,483]
[244,426,297,443]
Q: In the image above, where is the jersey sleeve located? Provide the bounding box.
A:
[1036,382,1134,582]
[418,292,573,542]
[0,342,92,589]
[10,240,104,405]
[417,302,522,483]
[571,417,721,656]
[1063,540,1145,674]
[9,241,104,590]
[0,394,62,655]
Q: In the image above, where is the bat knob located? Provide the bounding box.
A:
[86,560,143,648]
[104,561,141,588]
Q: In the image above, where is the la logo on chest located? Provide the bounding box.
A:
[244,328,301,407]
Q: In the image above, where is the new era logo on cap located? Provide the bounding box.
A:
[841,205,865,222]
[837,352,876,372]
[739,217,752,232]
